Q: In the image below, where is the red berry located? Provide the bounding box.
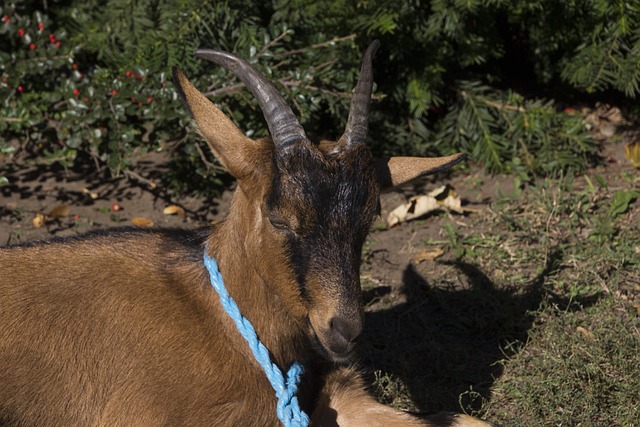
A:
[131,97,136,103]
[49,34,56,43]
[17,29,25,37]
[2,16,9,24]
[73,89,80,96]
[125,71,132,78]
[146,97,153,104]
[83,97,89,102]
[111,89,118,96]
[29,43,36,50]
[72,63,77,70]
[54,41,60,48]
[17,86,23,92]
[73,215,80,220]
[138,102,142,107]
[38,22,44,29]
[1,77,7,83]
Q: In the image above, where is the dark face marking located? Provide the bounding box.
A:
[266,142,379,309]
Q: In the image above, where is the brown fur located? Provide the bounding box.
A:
[0,58,490,426]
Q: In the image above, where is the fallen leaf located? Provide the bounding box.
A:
[603,106,624,125]
[386,185,464,227]
[576,326,594,340]
[625,142,640,168]
[82,188,99,199]
[48,204,70,218]
[430,185,464,214]
[131,217,155,227]
[32,212,45,228]
[413,247,444,263]
[163,205,185,216]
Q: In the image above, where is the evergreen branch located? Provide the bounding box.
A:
[587,35,618,93]
[461,90,502,169]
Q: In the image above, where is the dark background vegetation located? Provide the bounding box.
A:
[1,0,639,192]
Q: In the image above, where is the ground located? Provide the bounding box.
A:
[1,133,639,426]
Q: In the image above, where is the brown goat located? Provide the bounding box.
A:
[0,42,491,426]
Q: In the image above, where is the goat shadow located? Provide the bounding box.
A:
[359,248,602,415]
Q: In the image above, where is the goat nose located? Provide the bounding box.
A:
[328,316,362,355]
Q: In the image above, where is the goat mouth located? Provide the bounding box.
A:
[308,323,355,364]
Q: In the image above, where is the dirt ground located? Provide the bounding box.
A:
[0,135,631,286]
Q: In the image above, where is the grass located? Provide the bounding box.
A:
[362,171,640,426]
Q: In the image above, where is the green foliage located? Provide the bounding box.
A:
[2,0,640,191]
[436,82,598,175]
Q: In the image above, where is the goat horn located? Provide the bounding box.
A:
[341,40,380,147]
[195,49,307,150]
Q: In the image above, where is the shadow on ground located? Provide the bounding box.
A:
[359,248,603,416]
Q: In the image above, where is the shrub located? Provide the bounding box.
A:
[1,0,638,191]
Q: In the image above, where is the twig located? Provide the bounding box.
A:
[124,169,157,189]
[204,82,246,98]
[461,91,526,113]
[256,30,291,58]
[194,141,214,170]
[480,96,526,113]
[273,34,357,60]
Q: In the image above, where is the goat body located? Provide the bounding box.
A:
[0,42,490,427]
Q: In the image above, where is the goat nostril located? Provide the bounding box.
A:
[329,317,362,350]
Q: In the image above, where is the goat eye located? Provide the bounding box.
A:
[269,218,292,232]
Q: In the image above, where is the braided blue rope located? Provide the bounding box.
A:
[203,252,310,427]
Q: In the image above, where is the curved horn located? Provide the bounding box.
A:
[341,40,380,146]
[195,49,307,149]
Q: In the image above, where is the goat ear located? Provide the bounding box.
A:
[374,153,466,190]
[172,67,255,179]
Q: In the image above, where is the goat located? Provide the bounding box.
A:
[0,41,491,426]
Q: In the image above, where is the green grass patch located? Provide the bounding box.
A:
[363,172,640,425]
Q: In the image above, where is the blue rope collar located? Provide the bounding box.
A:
[203,252,310,427]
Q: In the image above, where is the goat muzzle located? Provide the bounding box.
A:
[309,312,364,362]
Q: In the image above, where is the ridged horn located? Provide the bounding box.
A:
[195,49,307,150]
[341,40,380,146]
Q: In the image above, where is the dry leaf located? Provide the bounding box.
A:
[603,106,624,125]
[576,326,594,340]
[430,185,464,214]
[82,188,99,199]
[32,212,45,228]
[131,217,155,227]
[163,205,185,216]
[625,142,640,168]
[413,247,444,263]
[48,204,70,218]
[386,185,464,227]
